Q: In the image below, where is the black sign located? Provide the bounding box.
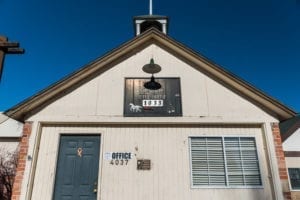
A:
[124,78,182,117]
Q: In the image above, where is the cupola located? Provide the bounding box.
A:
[134,0,168,36]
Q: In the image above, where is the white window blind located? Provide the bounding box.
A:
[190,137,262,187]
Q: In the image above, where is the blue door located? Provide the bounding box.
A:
[53,135,100,200]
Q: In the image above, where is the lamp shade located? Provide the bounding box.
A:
[144,75,161,90]
[142,58,161,74]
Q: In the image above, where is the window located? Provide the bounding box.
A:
[288,168,300,190]
[190,137,262,187]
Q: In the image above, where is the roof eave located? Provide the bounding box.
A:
[4,28,297,122]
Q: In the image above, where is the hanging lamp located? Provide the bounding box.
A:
[142,58,161,90]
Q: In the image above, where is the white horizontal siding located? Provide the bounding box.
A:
[30,124,273,200]
[286,157,300,168]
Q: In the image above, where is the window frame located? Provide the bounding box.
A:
[189,136,264,189]
[288,168,300,191]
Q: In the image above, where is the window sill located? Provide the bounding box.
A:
[191,186,264,189]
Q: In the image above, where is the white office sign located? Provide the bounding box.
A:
[104,152,134,166]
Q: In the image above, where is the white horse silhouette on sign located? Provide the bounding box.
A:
[129,103,142,112]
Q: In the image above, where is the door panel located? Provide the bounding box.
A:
[53,135,100,200]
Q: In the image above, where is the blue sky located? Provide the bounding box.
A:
[0,0,299,113]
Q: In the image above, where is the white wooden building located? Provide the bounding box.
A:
[3,15,297,200]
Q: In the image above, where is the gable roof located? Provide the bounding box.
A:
[4,28,297,122]
[280,115,300,142]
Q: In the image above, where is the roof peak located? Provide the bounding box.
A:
[4,29,296,122]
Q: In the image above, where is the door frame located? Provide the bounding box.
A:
[26,125,105,200]
[52,134,102,200]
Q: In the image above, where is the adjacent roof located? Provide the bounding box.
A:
[280,115,300,141]
[4,28,297,122]
[0,113,23,137]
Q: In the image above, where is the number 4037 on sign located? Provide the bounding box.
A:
[110,159,129,165]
